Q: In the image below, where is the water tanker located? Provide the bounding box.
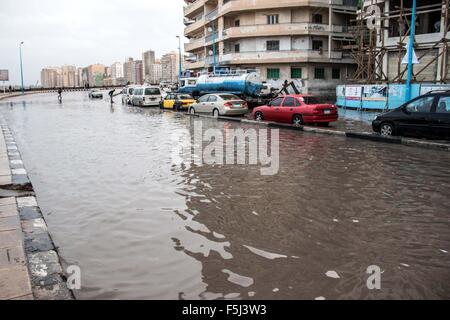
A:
[178,71,264,98]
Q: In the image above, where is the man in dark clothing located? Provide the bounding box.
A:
[8,86,12,93]
[57,88,62,102]
[109,89,116,104]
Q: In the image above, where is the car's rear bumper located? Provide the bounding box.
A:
[304,114,338,123]
[222,108,249,116]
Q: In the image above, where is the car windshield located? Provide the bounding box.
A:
[219,94,240,101]
[145,88,160,95]
[302,96,324,104]
[178,95,193,99]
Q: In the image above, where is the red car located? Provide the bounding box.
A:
[252,94,338,125]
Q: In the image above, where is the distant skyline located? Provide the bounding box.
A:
[0,0,185,86]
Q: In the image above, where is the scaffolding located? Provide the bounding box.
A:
[344,0,450,83]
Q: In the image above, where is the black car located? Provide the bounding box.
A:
[372,91,450,140]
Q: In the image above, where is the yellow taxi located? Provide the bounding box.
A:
[161,93,196,111]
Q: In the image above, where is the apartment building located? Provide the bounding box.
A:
[183,0,358,95]
[143,50,156,83]
[161,51,180,83]
[41,67,61,88]
[87,64,106,87]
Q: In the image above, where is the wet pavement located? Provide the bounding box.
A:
[1,92,450,300]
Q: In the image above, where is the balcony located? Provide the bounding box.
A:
[185,59,206,70]
[222,23,332,40]
[219,0,356,17]
[220,49,351,64]
[185,37,205,52]
[184,0,205,18]
[205,8,218,21]
[184,18,205,36]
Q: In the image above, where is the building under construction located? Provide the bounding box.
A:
[346,0,450,84]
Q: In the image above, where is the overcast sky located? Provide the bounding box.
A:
[0,0,185,86]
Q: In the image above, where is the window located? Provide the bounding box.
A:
[266,40,280,51]
[235,43,240,53]
[312,14,323,24]
[332,68,341,79]
[405,96,435,113]
[291,67,302,79]
[267,14,279,25]
[270,97,283,107]
[166,94,173,100]
[198,95,209,103]
[219,94,240,100]
[312,40,323,51]
[295,99,302,107]
[314,68,325,79]
[207,95,218,102]
[282,97,296,107]
[436,96,450,113]
[267,68,280,79]
[145,88,160,95]
[234,19,240,27]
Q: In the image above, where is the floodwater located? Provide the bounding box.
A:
[1,92,450,300]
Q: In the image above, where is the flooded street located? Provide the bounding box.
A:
[1,92,450,300]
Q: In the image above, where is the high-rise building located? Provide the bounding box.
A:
[41,67,60,88]
[134,60,144,85]
[150,59,163,84]
[61,65,77,88]
[77,67,84,87]
[161,51,179,83]
[143,50,156,82]
[124,58,135,84]
[183,0,358,95]
[87,64,106,87]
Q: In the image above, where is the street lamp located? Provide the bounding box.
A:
[19,41,25,94]
[176,36,183,83]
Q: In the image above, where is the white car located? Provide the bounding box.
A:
[188,93,248,117]
[88,89,103,99]
[131,86,163,107]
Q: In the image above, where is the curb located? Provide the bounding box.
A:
[346,132,402,144]
[0,121,75,300]
[180,110,450,152]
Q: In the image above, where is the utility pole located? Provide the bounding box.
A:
[405,0,416,102]
[19,41,25,94]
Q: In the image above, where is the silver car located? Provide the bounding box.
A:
[188,94,248,117]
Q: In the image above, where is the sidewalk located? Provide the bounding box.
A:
[0,120,74,300]
[0,127,33,300]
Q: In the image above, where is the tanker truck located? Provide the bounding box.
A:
[177,70,277,107]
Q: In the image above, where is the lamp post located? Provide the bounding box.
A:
[405,0,417,102]
[19,41,25,94]
[176,36,183,83]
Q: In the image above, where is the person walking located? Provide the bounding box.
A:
[57,88,62,102]
[8,85,12,93]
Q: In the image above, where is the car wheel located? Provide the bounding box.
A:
[213,109,220,118]
[255,112,264,121]
[189,107,195,115]
[293,114,303,125]
[380,123,394,136]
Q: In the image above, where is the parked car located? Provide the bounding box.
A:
[161,93,196,111]
[188,93,248,117]
[88,89,103,99]
[131,86,162,107]
[372,91,450,140]
[122,85,138,105]
[252,94,338,125]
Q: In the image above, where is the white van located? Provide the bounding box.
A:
[131,86,162,107]
[122,85,139,105]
